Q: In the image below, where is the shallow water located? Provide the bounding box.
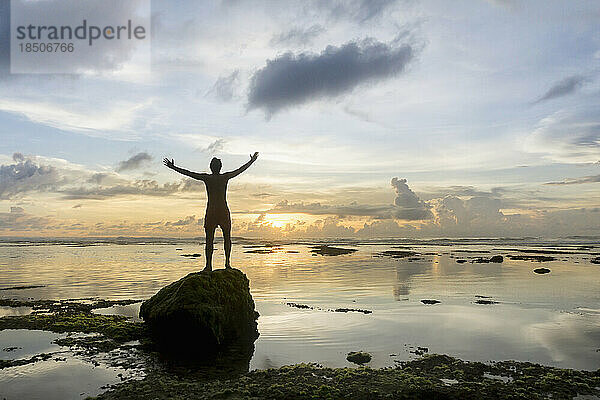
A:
[0,329,143,400]
[0,237,599,397]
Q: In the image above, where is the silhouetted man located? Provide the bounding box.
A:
[163,152,259,271]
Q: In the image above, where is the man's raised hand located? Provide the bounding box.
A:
[250,152,259,162]
[163,158,175,169]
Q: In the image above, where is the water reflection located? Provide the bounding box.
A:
[1,240,599,371]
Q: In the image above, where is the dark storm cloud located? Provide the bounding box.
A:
[247,37,417,115]
[535,75,590,103]
[116,152,153,172]
[0,152,206,200]
[0,153,62,199]
[391,177,433,220]
[545,174,600,185]
[270,25,325,47]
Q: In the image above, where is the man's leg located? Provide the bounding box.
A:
[204,224,216,271]
[222,221,232,268]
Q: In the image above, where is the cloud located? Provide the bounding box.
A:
[165,215,202,227]
[534,75,590,104]
[198,139,226,155]
[391,177,433,220]
[0,153,63,199]
[0,98,150,137]
[59,178,204,200]
[267,199,394,217]
[206,71,239,102]
[0,152,205,201]
[524,109,600,163]
[270,25,325,47]
[545,174,600,185]
[317,0,399,22]
[419,185,506,200]
[116,152,153,172]
[0,207,54,232]
[247,37,417,116]
[265,179,434,221]
[264,179,434,221]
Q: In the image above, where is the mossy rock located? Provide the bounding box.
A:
[347,351,372,365]
[139,268,259,353]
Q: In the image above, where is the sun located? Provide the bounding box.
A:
[262,214,298,228]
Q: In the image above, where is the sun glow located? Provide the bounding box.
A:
[261,214,303,228]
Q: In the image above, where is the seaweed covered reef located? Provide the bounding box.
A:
[91,354,600,400]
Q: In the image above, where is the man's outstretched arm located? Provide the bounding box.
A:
[224,152,259,179]
[163,158,207,180]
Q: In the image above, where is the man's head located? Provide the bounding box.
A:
[210,157,222,173]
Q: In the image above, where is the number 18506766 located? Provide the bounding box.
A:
[19,42,74,52]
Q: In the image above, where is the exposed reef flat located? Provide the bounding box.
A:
[286,302,372,314]
[376,250,418,258]
[507,255,556,262]
[0,285,46,291]
[90,354,600,400]
[310,245,358,256]
[2,297,599,399]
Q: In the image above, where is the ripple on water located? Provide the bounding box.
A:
[0,329,63,361]
[0,358,123,400]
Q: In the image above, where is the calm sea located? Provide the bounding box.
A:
[1,237,599,398]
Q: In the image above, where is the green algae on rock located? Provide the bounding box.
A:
[0,313,146,343]
[346,351,372,365]
[90,354,600,400]
[139,268,259,352]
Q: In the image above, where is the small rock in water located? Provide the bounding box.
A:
[410,346,429,356]
[347,351,372,365]
[0,285,46,291]
[533,268,551,274]
[286,302,313,310]
[475,299,499,305]
[456,259,467,264]
[472,255,504,263]
[590,257,600,264]
[377,250,418,259]
[421,299,441,305]
[310,245,357,256]
[180,253,201,258]
[509,255,555,262]
[244,248,275,254]
[333,307,372,314]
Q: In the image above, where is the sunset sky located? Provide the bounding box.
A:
[1,0,599,238]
